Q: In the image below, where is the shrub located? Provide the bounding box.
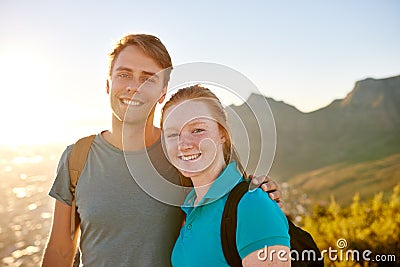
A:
[302,185,400,266]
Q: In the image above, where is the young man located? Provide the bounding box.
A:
[41,34,280,266]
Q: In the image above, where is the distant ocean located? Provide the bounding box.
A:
[0,144,65,266]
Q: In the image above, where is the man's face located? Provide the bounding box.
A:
[107,45,167,125]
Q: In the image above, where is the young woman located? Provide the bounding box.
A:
[161,85,291,266]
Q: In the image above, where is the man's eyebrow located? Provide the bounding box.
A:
[114,67,160,79]
[142,71,159,79]
[115,66,133,72]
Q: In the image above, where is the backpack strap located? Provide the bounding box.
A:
[288,220,324,266]
[221,180,324,267]
[68,134,96,240]
[221,180,249,267]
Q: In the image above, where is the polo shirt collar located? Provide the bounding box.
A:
[182,162,243,210]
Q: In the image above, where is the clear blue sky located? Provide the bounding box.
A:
[1,0,399,144]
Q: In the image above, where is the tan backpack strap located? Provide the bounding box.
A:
[68,134,96,240]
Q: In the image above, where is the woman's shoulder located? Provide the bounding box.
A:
[236,187,288,228]
[234,188,290,259]
[238,188,277,211]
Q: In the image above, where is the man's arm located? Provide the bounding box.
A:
[42,200,79,267]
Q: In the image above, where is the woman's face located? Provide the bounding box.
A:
[162,99,227,179]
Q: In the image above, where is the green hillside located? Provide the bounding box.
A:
[287,153,400,206]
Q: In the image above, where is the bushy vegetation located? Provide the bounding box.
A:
[301,185,400,266]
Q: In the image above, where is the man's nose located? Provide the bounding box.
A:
[125,85,137,94]
[126,79,142,93]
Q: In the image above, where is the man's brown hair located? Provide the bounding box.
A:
[108,34,172,84]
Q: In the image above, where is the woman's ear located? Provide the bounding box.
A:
[219,126,228,144]
[220,134,227,144]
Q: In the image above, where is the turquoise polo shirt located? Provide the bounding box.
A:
[171,162,290,266]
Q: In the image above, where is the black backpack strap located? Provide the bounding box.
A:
[221,180,249,267]
[221,180,324,267]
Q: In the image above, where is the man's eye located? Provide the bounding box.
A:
[118,73,130,78]
[192,128,205,134]
[142,77,156,83]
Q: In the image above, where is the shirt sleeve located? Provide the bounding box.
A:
[236,188,290,259]
[48,145,74,206]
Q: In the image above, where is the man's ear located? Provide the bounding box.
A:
[106,79,110,94]
[158,85,168,104]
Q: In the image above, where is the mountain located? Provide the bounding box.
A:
[228,75,400,205]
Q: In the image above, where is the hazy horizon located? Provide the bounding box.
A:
[1,0,399,145]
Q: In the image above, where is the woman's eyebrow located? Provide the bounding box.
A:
[163,126,179,133]
[186,120,209,127]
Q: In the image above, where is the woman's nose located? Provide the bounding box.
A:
[178,134,193,151]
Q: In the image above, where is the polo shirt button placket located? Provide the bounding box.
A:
[187,223,192,230]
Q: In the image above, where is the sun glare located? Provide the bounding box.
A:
[0,47,57,145]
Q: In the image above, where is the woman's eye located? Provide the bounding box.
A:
[192,128,205,134]
[167,133,179,138]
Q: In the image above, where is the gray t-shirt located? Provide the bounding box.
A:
[49,133,183,266]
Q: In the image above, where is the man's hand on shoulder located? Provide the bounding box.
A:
[248,174,283,208]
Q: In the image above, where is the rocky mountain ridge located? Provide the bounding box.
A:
[229,75,400,203]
